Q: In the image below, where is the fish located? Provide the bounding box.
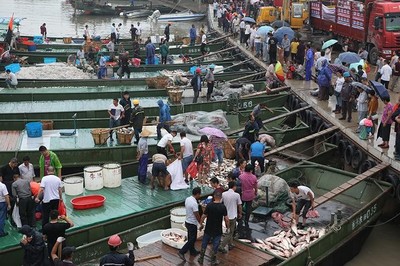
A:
[306,233,310,244]
[162,232,187,243]
[318,228,326,238]
[239,239,252,243]
[291,222,299,236]
[297,229,308,235]
[256,238,266,244]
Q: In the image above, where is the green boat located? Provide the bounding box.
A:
[0,81,267,102]
[0,69,260,88]
[10,42,226,64]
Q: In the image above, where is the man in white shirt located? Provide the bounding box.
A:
[18,156,35,181]
[35,166,62,228]
[288,181,315,228]
[108,98,125,141]
[380,59,392,90]
[239,20,246,44]
[157,131,177,157]
[0,181,11,237]
[179,132,193,182]
[5,69,18,89]
[178,187,201,261]
[76,47,86,67]
[136,22,142,42]
[219,181,242,253]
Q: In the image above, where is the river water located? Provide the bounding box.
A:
[0,0,206,39]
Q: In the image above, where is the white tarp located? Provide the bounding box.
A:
[168,160,189,190]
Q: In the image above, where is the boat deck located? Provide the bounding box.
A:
[0,131,22,151]
[0,85,150,94]
[0,97,167,113]
[0,177,213,251]
[131,240,275,266]
[15,128,200,151]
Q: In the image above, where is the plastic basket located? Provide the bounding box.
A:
[26,122,43,138]
[44,57,56,64]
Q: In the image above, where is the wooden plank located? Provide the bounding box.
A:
[264,126,339,156]
[315,163,390,207]
[0,131,21,151]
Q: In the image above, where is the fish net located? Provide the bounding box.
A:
[172,110,229,135]
[212,83,255,101]
[255,174,290,213]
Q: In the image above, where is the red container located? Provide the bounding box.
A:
[22,41,35,46]
[71,194,106,210]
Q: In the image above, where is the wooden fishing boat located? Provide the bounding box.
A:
[72,0,152,15]
[11,42,226,64]
[0,90,286,129]
[157,10,206,22]
[0,69,261,88]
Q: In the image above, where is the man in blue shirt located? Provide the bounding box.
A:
[156,99,172,140]
[190,68,202,103]
[189,25,196,46]
[250,139,265,173]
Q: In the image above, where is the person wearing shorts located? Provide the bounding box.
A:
[179,132,193,183]
[288,180,315,228]
[151,154,171,190]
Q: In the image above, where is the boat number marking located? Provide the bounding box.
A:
[188,48,201,53]
[238,101,253,109]
[351,203,377,231]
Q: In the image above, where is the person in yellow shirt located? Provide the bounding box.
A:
[290,38,299,62]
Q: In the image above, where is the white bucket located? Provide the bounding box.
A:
[63,177,84,196]
[84,166,103,190]
[102,163,121,188]
[170,207,186,229]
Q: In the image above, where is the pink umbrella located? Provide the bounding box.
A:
[198,127,227,139]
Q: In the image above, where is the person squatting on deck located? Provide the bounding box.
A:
[150,153,171,191]
[99,234,135,266]
[198,190,229,265]
[108,98,125,142]
[5,69,18,89]
[35,166,63,228]
[288,180,315,228]
[137,129,150,184]
[19,225,47,265]
[178,187,202,261]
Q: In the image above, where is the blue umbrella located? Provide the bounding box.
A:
[338,52,361,64]
[257,25,274,37]
[242,17,256,23]
[321,39,338,50]
[271,20,290,29]
[273,27,294,43]
[369,80,390,100]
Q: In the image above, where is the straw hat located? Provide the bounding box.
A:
[140,128,152,137]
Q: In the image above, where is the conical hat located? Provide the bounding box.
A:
[140,128,152,137]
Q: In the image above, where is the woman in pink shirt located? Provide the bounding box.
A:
[239,164,258,227]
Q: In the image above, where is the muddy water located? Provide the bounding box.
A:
[0,0,206,39]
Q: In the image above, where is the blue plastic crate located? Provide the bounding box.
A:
[5,63,21,73]
[44,57,56,64]
[26,122,43,138]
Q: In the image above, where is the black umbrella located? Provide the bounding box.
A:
[369,80,390,100]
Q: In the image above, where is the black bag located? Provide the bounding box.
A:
[329,85,335,96]
[194,155,204,164]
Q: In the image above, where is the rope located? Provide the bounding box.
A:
[366,211,400,228]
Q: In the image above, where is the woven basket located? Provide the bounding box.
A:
[146,76,171,89]
[91,128,109,145]
[117,131,134,144]
[168,90,184,103]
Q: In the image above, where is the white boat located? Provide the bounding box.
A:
[157,10,205,22]
[119,10,152,18]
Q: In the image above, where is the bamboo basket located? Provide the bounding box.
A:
[146,76,171,89]
[91,128,109,145]
[41,120,54,130]
[63,37,72,44]
[117,131,134,144]
[166,86,180,92]
[181,37,190,45]
[168,90,184,103]
[223,139,236,159]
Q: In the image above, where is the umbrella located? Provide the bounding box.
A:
[242,17,256,23]
[322,39,338,50]
[328,64,348,73]
[271,20,290,29]
[352,82,371,91]
[257,25,274,36]
[349,59,365,72]
[198,127,227,139]
[273,26,294,43]
[369,80,390,100]
[338,52,361,64]
[275,61,285,82]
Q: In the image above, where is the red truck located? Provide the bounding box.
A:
[309,0,400,64]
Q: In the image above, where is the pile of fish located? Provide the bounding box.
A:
[213,83,255,101]
[117,128,134,134]
[162,232,187,243]
[251,226,326,258]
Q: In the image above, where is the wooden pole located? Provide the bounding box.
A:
[188,46,236,62]
[135,254,162,262]
[213,58,253,74]
[207,33,234,44]
[227,71,267,83]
